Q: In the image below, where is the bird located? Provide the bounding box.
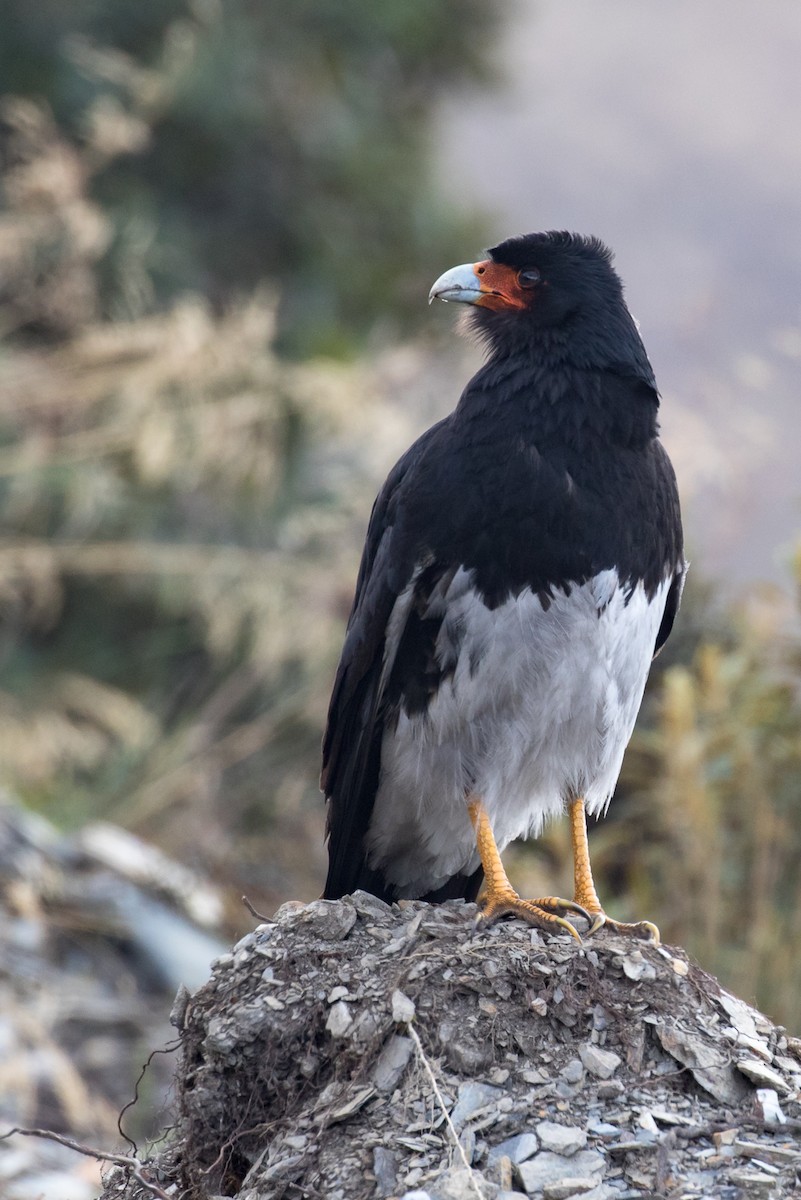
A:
[321,230,685,942]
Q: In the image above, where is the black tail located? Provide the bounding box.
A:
[324,859,484,906]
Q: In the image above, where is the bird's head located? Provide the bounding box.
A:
[429,231,652,378]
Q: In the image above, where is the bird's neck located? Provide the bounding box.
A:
[457,355,660,452]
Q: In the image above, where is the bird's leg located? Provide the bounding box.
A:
[569,797,660,943]
[468,797,589,942]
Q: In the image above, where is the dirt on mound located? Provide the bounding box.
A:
[101,892,801,1200]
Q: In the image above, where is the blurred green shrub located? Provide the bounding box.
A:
[0,0,499,355]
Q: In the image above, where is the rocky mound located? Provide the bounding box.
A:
[101,893,801,1200]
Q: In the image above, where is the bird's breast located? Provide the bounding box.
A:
[367,567,671,897]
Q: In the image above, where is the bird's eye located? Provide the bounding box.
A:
[517,268,541,288]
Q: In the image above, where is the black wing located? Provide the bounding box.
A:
[321,424,446,900]
[654,565,686,657]
[650,440,687,657]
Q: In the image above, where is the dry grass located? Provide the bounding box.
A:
[648,600,801,1021]
[0,98,441,908]
[0,288,388,895]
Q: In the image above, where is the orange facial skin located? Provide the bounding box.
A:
[471,260,531,311]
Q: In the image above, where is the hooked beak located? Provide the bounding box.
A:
[428,262,485,305]
[428,259,528,312]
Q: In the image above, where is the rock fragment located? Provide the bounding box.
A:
[536,1120,587,1157]
[392,989,416,1023]
[517,1149,605,1193]
[487,1132,539,1166]
[435,1166,490,1198]
[373,1146,399,1198]
[449,1082,504,1131]
[301,898,357,940]
[596,1079,624,1099]
[327,1085,376,1123]
[578,1044,621,1079]
[542,1179,598,1199]
[736,1057,791,1092]
[372,1034,414,1092]
[655,1022,750,1105]
[755,1087,786,1123]
[325,1000,353,1037]
[717,989,761,1038]
[561,1057,584,1084]
[619,950,657,982]
[350,889,394,921]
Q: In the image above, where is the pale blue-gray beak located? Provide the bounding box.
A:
[428,262,483,305]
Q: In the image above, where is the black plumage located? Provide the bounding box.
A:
[322,231,685,913]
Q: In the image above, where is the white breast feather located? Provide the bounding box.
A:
[366,567,670,897]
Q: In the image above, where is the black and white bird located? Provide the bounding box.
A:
[322,231,685,941]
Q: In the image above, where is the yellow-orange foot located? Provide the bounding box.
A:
[580,907,660,943]
[568,797,660,944]
[478,886,590,943]
[466,796,589,943]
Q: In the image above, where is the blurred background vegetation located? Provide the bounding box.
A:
[1,0,800,1037]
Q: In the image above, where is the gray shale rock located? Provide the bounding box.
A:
[96,897,801,1200]
[542,1179,600,1199]
[560,1057,584,1084]
[302,896,358,940]
[578,1043,621,1079]
[372,1033,414,1091]
[325,999,353,1037]
[536,1120,587,1156]
[450,1081,504,1131]
[373,1146,398,1198]
[517,1149,605,1192]
[487,1132,540,1166]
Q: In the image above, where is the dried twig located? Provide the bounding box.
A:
[242,894,270,922]
[405,1022,484,1200]
[0,1126,172,1200]
[117,1042,180,1156]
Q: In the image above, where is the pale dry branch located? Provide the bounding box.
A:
[0,1126,172,1200]
[405,1021,485,1200]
